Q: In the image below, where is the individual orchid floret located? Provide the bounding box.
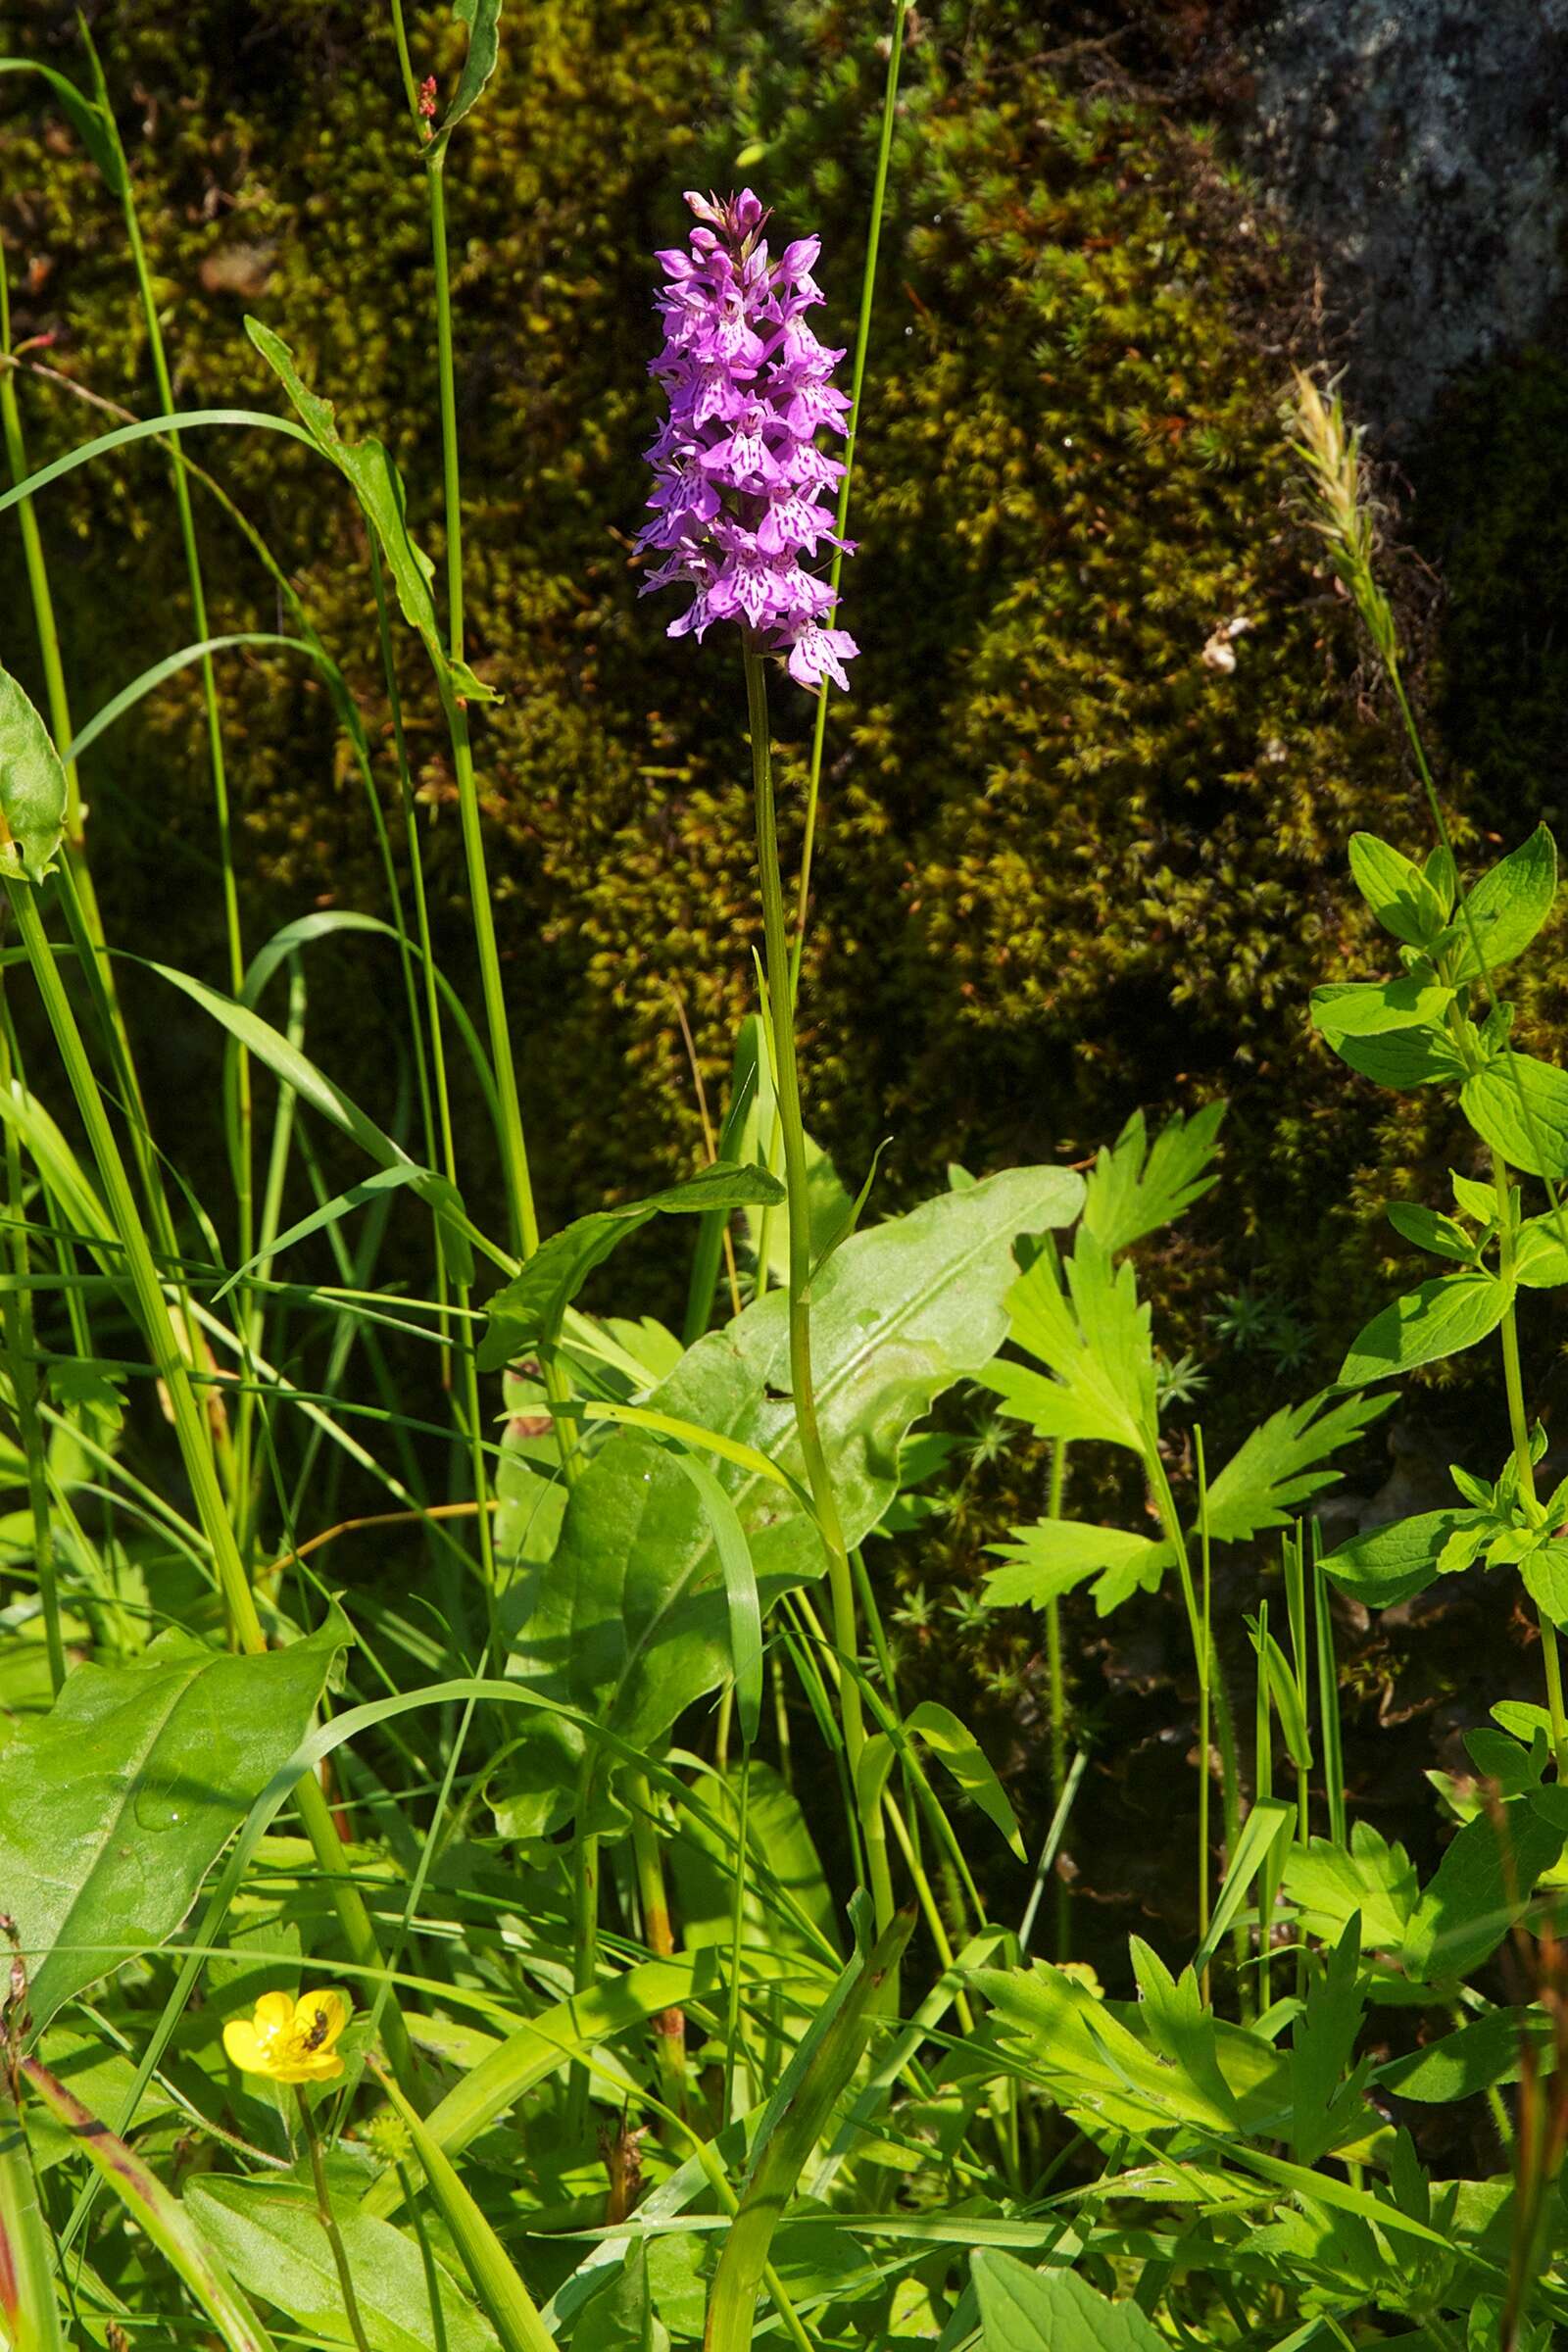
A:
[637,187,857,694]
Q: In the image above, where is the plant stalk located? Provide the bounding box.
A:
[298,2089,373,2352]
[742,631,893,1938]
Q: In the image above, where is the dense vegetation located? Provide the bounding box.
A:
[5,4,1568,2347]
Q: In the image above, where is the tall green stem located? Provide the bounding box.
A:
[1493,1154,1568,1768]
[2,870,418,2098]
[789,0,908,988]
[743,631,893,1936]
[298,2090,373,2352]
[1044,1437,1071,1961]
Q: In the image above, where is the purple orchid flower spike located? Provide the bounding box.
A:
[637,187,858,695]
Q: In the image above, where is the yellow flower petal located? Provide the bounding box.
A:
[253,1989,296,2036]
[222,2019,270,2076]
[292,1988,348,2052]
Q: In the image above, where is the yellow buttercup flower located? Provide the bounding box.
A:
[222,1988,349,2083]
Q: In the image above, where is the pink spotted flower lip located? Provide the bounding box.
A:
[637,187,858,695]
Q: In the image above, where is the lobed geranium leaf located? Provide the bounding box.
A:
[1079,1101,1225,1255]
[1201,1388,1392,1544]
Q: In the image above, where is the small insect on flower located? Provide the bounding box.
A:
[222,1988,350,2083]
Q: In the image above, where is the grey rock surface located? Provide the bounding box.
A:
[1236,0,1568,436]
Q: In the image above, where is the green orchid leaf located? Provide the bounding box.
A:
[1347,833,1446,947]
[1461,1054,1568,1179]
[1338,1272,1512,1387]
[478,1162,782,1370]
[0,1612,350,2036]
[0,666,67,883]
[0,2093,65,2352]
[1448,823,1556,983]
[494,1166,1081,1838]
[706,1903,914,2352]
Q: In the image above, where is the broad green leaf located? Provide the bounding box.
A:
[478,1163,781,1370]
[440,0,503,140]
[0,1613,349,2035]
[1201,1389,1393,1545]
[245,321,493,705]
[983,1519,1170,1615]
[1310,979,1453,1038]
[1322,1507,1488,1607]
[1521,1538,1568,1630]
[368,2069,555,2352]
[1448,823,1556,982]
[496,1167,1082,1836]
[188,2177,499,2352]
[670,1762,838,1960]
[362,1954,725,2215]
[1404,1789,1568,1982]
[1387,1201,1476,1264]
[1461,1054,1568,1178]
[0,2094,65,2352]
[1347,833,1444,947]
[706,1903,914,2352]
[1380,2005,1550,2102]
[1338,1272,1511,1388]
[1289,1917,1371,2164]
[1516,1215,1568,1288]
[972,2248,1164,2350]
[1285,1823,1420,1954]
[1079,1102,1225,1255]
[1329,1021,1467,1090]
[0,666,67,882]
[20,2059,277,2352]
